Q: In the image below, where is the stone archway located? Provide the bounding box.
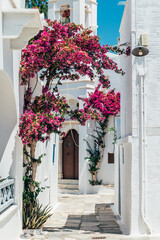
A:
[62,129,79,179]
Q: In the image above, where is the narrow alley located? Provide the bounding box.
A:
[29,181,122,240]
[43,194,121,237]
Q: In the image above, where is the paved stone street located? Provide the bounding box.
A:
[21,192,160,240]
[41,192,122,239]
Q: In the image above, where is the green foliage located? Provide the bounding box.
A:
[85,118,118,185]
[23,162,46,207]
[89,180,102,186]
[85,139,101,173]
[24,148,46,164]
[23,148,51,229]
[106,127,117,151]
[85,118,109,185]
[23,203,52,229]
[25,0,48,18]
[23,149,48,207]
[0,177,7,183]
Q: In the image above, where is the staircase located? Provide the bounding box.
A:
[58,179,79,194]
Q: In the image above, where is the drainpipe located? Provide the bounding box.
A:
[138,68,152,234]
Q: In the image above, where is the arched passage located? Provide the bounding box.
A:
[62,129,79,179]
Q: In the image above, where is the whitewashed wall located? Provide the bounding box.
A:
[114,0,133,234]
[115,0,160,235]
[97,53,121,186]
[0,28,24,240]
[0,1,44,240]
[98,116,115,185]
[36,135,59,209]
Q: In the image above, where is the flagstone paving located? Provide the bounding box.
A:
[21,192,160,240]
[32,193,121,239]
[44,194,121,234]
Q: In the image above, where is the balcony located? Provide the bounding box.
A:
[0,179,14,214]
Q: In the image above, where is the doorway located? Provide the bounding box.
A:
[62,129,79,179]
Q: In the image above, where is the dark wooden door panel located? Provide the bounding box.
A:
[62,129,79,179]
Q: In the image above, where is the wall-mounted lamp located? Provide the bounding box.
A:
[132,45,149,57]
[132,34,149,57]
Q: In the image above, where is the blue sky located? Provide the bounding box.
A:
[97,0,126,46]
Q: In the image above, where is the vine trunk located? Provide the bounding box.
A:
[30,141,37,192]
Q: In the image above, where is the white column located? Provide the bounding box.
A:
[58,139,63,179]
[90,2,98,35]
[73,0,85,26]
[48,0,56,21]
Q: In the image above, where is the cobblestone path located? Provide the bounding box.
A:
[41,193,122,240]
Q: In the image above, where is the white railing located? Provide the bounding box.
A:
[0,179,14,213]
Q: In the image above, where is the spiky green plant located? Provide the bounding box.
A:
[23,203,52,229]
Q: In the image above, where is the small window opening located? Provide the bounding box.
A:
[60,4,70,24]
[108,153,114,164]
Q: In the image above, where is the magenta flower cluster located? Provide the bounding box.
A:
[20,21,124,88]
[71,87,120,125]
[19,89,68,146]
[19,20,122,146]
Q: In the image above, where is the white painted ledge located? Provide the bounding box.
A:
[52,79,95,85]
[117,135,132,145]
[0,205,17,228]
[2,9,43,49]
[78,84,95,90]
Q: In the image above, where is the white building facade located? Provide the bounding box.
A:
[0,1,59,239]
[114,0,160,235]
[48,0,120,193]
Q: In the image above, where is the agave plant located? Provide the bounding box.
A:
[23,202,52,229]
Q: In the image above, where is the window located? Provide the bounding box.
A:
[108,153,114,164]
[60,4,70,24]
[53,144,55,163]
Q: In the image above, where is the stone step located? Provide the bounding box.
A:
[58,188,80,195]
[58,179,79,185]
[58,183,79,190]
[58,179,79,195]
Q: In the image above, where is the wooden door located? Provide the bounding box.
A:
[62,129,79,179]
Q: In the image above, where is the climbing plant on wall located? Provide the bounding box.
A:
[19,19,129,227]
[79,87,120,185]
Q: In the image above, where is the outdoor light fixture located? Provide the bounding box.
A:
[132,45,149,57]
[132,34,149,57]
